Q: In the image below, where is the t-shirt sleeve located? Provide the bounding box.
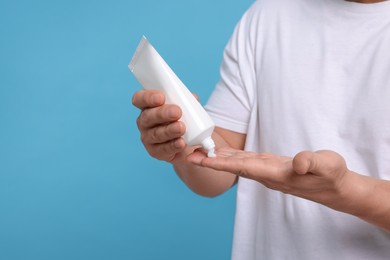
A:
[205,5,257,134]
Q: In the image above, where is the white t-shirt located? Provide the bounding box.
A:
[205,0,390,259]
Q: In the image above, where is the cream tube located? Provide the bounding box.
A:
[129,36,216,157]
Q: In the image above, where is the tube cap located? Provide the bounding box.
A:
[201,137,216,157]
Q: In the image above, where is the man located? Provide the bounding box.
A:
[132,0,390,258]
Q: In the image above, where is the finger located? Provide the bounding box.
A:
[142,121,186,144]
[190,148,249,176]
[137,104,182,129]
[148,138,186,162]
[186,149,208,165]
[192,93,199,101]
[203,156,254,178]
[132,90,165,109]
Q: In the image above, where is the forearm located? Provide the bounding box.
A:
[329,171,390,232]
[173,157,237,197]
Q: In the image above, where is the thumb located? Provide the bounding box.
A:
[293,151,315,175]
[293,150,344,175]
[192,93,200,102]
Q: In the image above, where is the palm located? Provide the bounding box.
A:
[188,147,349,205]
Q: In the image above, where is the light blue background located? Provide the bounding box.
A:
[0,0,253,259]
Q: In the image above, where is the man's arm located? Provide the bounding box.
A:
[188,148,390,231]
[132,89,245,197]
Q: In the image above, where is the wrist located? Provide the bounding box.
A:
[331,170,367,214]
[331,170,386,221]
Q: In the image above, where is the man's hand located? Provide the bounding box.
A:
[132,90,241,197]
[187,147,390,231]
[187,147,350,206]
[132,89,187,163]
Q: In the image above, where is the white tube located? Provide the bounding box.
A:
[129,36,216,157]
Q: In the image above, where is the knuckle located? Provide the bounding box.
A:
[162,141,177,158]
[136,114,143,128]
[137,110,150,128]
[161,142,172,155]
[142,91,150,105]
[140,132,147,144]
[132,93,138,106]
[150,127,160,142]
[166,123,177,139]
[170,139,181,151]
[150,143,175,162]
[147,147,157,157]
[157,106,168,121]
[148,148,160,159]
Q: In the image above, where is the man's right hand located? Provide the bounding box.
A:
[132,89,187,163]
